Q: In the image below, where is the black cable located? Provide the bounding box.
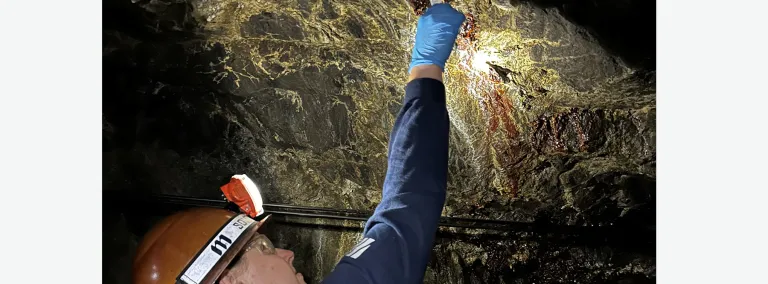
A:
[267,210,369,221]
[265,203,370,216]
[108,194,652,234]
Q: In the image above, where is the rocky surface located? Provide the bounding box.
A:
[103,0,655,283]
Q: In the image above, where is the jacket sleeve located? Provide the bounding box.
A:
[364,76,449,252]
[323,77,449,284]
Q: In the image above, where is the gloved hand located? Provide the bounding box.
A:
[409,4,466,73]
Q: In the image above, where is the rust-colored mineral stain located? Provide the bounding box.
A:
[455,12,521,197]
[459,13,477,43]
[486,76,519,141]
[571,109,589,152]
[551,114,566,152]
[531,109,595,153]
[408,0,430,15]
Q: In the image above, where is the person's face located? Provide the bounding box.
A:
[219,235,306,284]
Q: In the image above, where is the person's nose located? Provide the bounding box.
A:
[276,248,295,265]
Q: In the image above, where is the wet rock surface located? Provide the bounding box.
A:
[103,0,655,283]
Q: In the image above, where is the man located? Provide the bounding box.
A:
[132,3,466,284]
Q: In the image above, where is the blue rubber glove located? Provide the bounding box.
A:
[409,4,466,73]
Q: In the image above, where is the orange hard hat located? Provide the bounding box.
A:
[133,175,266,284]
[132,207,266,284]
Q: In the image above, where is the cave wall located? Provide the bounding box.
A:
[103,0,655,283]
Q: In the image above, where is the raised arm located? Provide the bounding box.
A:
[363,3,465,281]
[323,4,465,283]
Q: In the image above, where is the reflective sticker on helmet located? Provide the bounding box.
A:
[177,214,256,284]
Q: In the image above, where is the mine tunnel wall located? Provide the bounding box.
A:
[103,0,656,283]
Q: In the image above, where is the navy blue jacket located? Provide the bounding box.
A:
[323,78,449,283]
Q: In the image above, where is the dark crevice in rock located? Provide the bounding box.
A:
[489,63,514,83]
